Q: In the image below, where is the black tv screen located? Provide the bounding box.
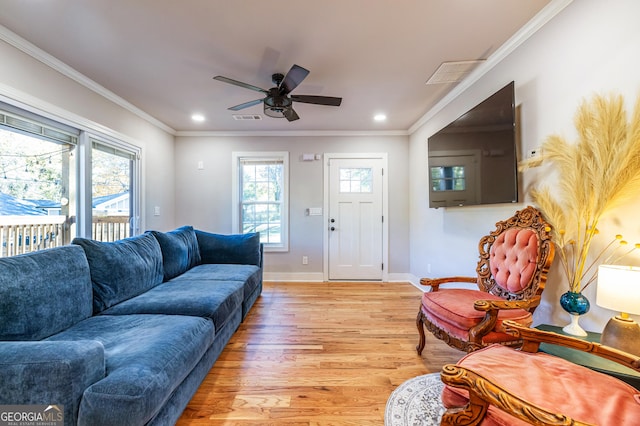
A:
[427,81,517,208]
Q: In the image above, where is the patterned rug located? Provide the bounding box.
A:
[384,373,446,426]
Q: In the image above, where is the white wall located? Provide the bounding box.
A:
[174,134,410,278]
[409,0,640,331]
[0,38,176,232]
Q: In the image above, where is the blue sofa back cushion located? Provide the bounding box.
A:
[0,245,93,340]
[148,226,201,281]
[72,233,164,314]
[195,230,261,266]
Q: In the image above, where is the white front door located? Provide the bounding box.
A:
[327,157,384,280]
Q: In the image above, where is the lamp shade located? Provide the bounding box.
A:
[596,265,640,315]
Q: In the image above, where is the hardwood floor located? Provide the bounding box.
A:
[177,281,462,425]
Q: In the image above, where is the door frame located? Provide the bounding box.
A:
[323,153,389,281]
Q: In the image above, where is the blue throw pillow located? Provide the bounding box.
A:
[195,230,261,266]
[149,226,202,281]
[72,233,164,313]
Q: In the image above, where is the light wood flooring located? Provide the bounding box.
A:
[177,281,462,425]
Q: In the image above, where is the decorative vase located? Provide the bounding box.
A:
[559,291,590,337]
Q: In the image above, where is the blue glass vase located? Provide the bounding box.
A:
[560,291,590,336]
[560,291,591,315]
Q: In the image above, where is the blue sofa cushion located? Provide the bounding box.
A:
[196,230,261,266]
[0,245,93,340]
[100,280,244,333]
[172,264,262,320]
[45,314,215,426]
[174,263,260,296]
[149,226,201,281]
[72,233,164,314]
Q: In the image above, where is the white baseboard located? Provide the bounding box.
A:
[263,271,423,287]
[263,272,325,282]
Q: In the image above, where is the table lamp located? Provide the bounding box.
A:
[596,265,640,356]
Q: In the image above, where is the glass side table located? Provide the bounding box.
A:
[535,324,640,390]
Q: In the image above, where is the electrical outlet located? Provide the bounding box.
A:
[302,256,308,265]
[528,148,540,158]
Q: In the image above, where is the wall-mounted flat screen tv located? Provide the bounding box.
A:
[428,81,517,208]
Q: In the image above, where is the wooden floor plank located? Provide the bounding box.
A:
[177,281,462,425]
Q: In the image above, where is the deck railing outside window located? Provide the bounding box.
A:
[0,215,130,258]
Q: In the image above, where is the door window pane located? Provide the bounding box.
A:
[339,167,372,193]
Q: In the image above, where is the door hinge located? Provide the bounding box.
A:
[381,263,384,270]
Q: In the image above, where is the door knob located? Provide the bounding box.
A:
[330,227,335,231]
[330,218,335,223]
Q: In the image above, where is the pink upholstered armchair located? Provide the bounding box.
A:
[416,206,555,353]
[440,320,640,425]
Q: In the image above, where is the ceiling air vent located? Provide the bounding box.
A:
[426,60,485,85]
[232,114,262,121]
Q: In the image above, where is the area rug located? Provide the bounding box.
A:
[384,373,446,426]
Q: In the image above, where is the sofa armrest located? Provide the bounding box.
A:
[196,230,262,266]
[0,341,105,425]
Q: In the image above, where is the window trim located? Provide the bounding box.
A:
[232,151,289,252]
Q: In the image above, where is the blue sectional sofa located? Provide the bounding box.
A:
[0,226,262,426]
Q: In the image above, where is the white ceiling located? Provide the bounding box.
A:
[0,0,553,133]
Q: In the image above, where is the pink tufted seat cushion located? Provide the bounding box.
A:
[489,228,538,293]
[442,344,640,425]
[421,289,532,343]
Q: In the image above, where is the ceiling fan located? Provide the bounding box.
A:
[213,64,342,122]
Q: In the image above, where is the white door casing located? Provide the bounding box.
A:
[324,154,388,281]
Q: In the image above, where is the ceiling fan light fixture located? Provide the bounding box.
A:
[264,105,286,118]
[264,95,292,118]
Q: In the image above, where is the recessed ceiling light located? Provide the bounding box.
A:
[191,114,205,122]
[374,113,387,122]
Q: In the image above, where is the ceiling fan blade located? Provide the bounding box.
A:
[228,98,264,111]
[291,95,342,107]
[284,108,300,122]
[280,64,310,95]
[213,76,268,94]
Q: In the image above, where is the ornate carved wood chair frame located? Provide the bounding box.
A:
[416,206,555,353]
[440,320,640,426]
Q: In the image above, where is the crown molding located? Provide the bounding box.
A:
[0,24,176,135]
[408,0,574,134]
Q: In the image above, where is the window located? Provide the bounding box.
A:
[232,152,289,251]
[0,102,140,257]
[0,107,79,256]
[91,139,139,241]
